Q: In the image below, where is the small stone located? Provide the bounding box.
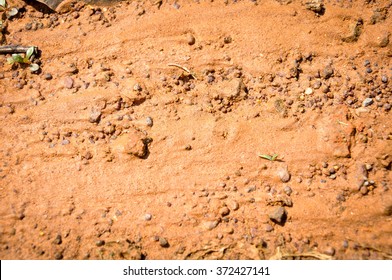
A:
[363,60,370,67]
[223,36,232,44]
[203,220,220,230]
[61,139,70,145]
[365,164,373,171]
[89,109,102,123]
[336,193,346,202]
[185,144,192,150]
[324,247,336,256]
[305,0,325,14]
[64,77,74,89]
[384,103,391,111]
[265,224,274,232]
[383,204,392,216]
[96,240,105,247]
[54,252,63,260]
[187,34,196,45]
[146,117,153,127]
[54,234,62,245]
[144,213,152,221]
[366,67,372,74]
[44,73,53,80]
[229,200,239,211]
[321,65,334,79]
[219,206,230,217]
[362,98,373,107]
[381,75,388,83]
[133,83,142,92]
[159,237,169,248]
[269,206,287,224]
[360,186,368,195]
[277,167,291,183]
[283,186,293,196]
[305,87,313,95]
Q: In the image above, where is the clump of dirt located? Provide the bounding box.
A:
[0,0,391,260]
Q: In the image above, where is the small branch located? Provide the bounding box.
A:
[0,45,34,54]
[168,63,197,80]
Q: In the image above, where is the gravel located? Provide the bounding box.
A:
[89,109,102,123]
[362,98,373,107]
[64,77,74,89]
[159,237,169,248]
[277,167,291,183]
[269,206,287,224]
[144,213,152,221]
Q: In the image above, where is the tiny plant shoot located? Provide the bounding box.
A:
[7,46,40,72]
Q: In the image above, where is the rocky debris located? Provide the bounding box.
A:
[283,186,293,196]
[203,219,220,230]
[266,195,293,207]
[304,0,325,15]
[54,234,62,245]
[342,18,363,43]
[111,130,151,159]
[383,204,392,216]
[221,78,247,103]
[269,206,287,225]
[362,98,373,107]
[369,8,388,25]
[265,224,274,232]
[159,237,169,248]
[219,206,230,217]
[187,34,196,45]
[277,167,291,183]
[89,108,102,124]
[144,213,152,221]
[321,65,334,80]
[64,76,74,89]
[275,0,292,4]
[145,117,153,127]
[96,240,105,247]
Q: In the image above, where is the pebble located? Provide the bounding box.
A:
[159,237,169,248]
[146,117,153,127]
[89,109,102,123]
[362,98,373,107]
[324,247,336,256]
[144,213,152,221]
[277,167,291,183]
[223,36,232,44]
[269,206,287,224]
[44,73,53,80]
[283,186,293,196]
[54,252,63,260]
[204,220,220,230]
[265,224,274,232]
[363,60,370,67]
[54,234,62,245]
[381,75,388,83]
[336,193,346,202]
[229,200,239,211]
[64,77,74,89]
[219,206,230,217]
[96,240,105,247]
[187,34,196,45]
[360,186,368,195]
[305,87,313,95]
[61,139,70,145]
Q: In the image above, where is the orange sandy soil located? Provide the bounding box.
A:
[0,0,391,259]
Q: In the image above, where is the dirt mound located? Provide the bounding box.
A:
[0,0,391,259]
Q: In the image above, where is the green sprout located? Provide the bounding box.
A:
[259,153,281,161]
[7,46,40,72]
[0,0,18,19]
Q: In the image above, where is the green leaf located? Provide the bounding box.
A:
[7,56,14,64]
[0,0,6,8]
[259,154,273,161]
[29,63,40,72]
[26,46,34,60]
[271,154,279,161]
[11,53,23,63]
[7,7,18,18]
